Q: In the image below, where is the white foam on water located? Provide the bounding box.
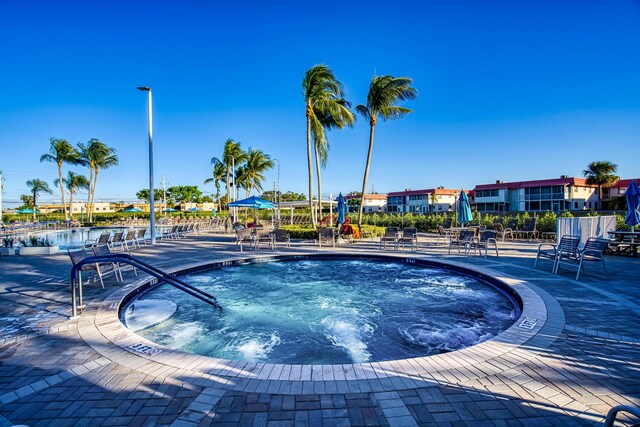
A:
[166,322,205,348]
[322,316,374,363]
[232,333,281,361]
[399,322,493,352]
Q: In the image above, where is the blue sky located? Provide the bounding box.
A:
[1,1,639,208]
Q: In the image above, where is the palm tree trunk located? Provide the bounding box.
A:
[86,166,93,223]
[306,105,316,228]
[91,168,99,222]
[57,163,68,220]
[314,142,323,224]
[358,122,376,230]
[69,188,74,220]
[225,167,231,209]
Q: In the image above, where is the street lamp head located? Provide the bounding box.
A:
[137,86,151,91]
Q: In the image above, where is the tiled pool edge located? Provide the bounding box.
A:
[77,253,564,394]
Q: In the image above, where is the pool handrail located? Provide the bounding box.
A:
[70,253,222,317]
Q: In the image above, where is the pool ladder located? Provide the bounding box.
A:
[70,253,222,317]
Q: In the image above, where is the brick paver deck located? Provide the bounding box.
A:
[1,231,638,426]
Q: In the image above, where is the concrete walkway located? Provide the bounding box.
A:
[0,232,638,426]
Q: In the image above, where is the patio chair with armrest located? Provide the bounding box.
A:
[254,229,275,251]
[92,244,136,279]
[271,229,290,248]
[397,227,418,250]
[109,231,125,250]
[504,219,518,240]
[84,232,111,249]
[318,227,336,248]
[533,235,580,272]
[519,218,538,240]
[122,229,138,250]
[235,228,254,252]
[380,227,399,250]
[68,248,121,289]
[471,230,499,257]
[448,229,476,255]
[135,229,147,247]
[435,225,450,245]
[555,237,609,279]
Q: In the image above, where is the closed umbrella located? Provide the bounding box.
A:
[337,193,345,225]
[457,190,473,226]
[625,179,640,231]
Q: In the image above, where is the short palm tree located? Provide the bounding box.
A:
[303,65,355,228]
[583,161,619,209]
[54,172,89,219]
[356,75,417,229]
[26,179,53,214]
[212,139,247,208]
[244,147,274,196]
[204,161,226,211]
[40,138,80,220]
[78,139,119,222]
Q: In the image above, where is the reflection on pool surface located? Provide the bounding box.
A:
[127,259,520,364]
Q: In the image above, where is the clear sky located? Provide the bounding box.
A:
[1,0,639,208]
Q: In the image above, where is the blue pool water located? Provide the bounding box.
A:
[45,227,151,249]
[128,259,519,364]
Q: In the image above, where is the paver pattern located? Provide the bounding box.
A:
[1,231,639,426]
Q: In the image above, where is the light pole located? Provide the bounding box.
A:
[274,158,280,223]
[137,86,156,244]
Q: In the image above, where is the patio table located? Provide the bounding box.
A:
[607,230,640,257]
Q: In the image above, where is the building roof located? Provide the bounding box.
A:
[605,178,637,189]
[342,194,387,201]
[475,176,594,191]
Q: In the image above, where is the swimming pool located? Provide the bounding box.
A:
[45,227,150,249]
[124,257,520,365]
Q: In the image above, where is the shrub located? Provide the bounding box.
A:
[279,226,317,239]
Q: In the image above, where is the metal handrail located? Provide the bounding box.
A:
[603,405,640,426]
[70,253,222,317]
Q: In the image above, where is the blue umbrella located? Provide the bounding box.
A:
[337,193,345,225]
[16,208,39,214]
[227,195,275,209]
[211,209,217,217]
[124,207,143,213]
[625,179,640,230]
[457,190,473,226]
[162,208,178,213]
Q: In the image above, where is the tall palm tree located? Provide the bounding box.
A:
[40,138,80,220]
[54,172,89,219]
[211,138,247,208]
[26,179,53,214]
[583,161,619,209]
[303,65,355,228]
[204,161,226,211]
[356,75,417,229]
[235,165,251,198]
[244,147,274,197]
[78,139,119,221]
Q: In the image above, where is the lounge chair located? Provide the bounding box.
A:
[504,219,518,240]
[122,229,138,250]
[68,248,121,289]
[236,228,254,252]
[84,232,110,248]
[435,225,450,245]
[492,223,513,241]
[135,229,147,246]
[272,229,290,248]
[397,227,418,250]
[533,235,580,272]
[318,227,336,248]
[448,229,476,255]
[555,237,609,279]
[254,229,274,250]
[109,231,125,250]
[380,227,399,250]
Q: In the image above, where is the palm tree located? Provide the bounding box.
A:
[54,172,89,219]
[211,138,247,208]
[235,165,252,198]
[244,147,274,197]
[204,161,226,211]
[26,179,53,214]
[78,139,119,222]
[40,138,80,220]
[303,65,355,228]
[583,161,619,209]
[356,75,417,229]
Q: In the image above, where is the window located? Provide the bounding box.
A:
[574,202,578,209]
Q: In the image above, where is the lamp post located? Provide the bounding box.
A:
[274,158,280,224]
[137,86,156,244]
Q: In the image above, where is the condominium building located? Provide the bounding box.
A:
[474,176,599,212]
[39,202,114,214]
[343,194,387,213]
[386,188,462,213]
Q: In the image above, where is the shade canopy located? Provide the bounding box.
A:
[162,208,178,213]
[124,207,143,213]
[227,195,275,209]
[189,207,201,212]
[625,179,640,228]
[16,208,39,214]
[457,190,473,225]
[336,193,345,224]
